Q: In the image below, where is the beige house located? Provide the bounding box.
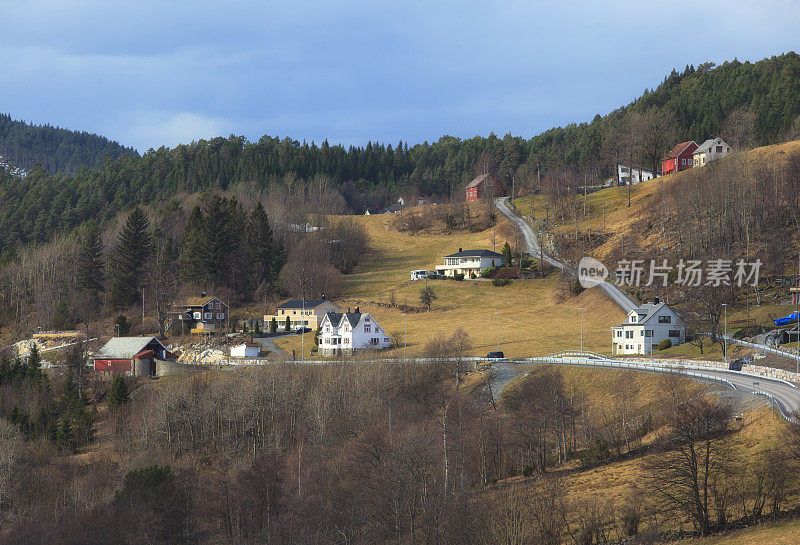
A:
[692,137,732,167]
[264,299,341,331]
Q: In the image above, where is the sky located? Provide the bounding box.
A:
[0,0,798,152]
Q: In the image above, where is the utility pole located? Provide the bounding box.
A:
[722,303,728,364]
[495,312,500,353]
[579,307,584,354]
[403,313,407,361]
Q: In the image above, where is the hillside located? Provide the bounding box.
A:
[0,113,136,173]
[274,209,627,358]
[3,53,800,259]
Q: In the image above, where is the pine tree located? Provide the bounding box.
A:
[284,315,291,332]
[57,416,75,452]
[77,222,104,301]
[108,375,130,408]
[270,317,277,334]
[109,207,151,308]
[246,202,274,290]
[502,241,513,267]
[179,205,205,282]
[199,195,243,287]
[271,239,288,280]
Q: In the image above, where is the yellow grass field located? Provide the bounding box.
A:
[680,520,800,545]
[274,209,626,359]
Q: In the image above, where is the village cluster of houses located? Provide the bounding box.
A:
[616,137,733,185]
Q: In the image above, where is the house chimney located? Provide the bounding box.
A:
[347,307,350,313]
[458,247,462,252]
[654,296,660,304]
[355,306,360,314]
[201,291,207,297]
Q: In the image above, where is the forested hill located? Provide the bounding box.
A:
[2,53,800,258]
[0,114,137,173]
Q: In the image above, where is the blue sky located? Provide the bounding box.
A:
[1,0,798,152]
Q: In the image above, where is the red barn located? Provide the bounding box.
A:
[93,337,177,376]
[466,174,504,202]
[661,141,698,175]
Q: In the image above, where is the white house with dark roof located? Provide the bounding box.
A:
[611,300,685,355]
[692,137,732,167]
[319,310,391,356]
[435,248,506,278]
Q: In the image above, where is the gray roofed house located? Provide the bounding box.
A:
[692,137,731,167]
[278,299,338,309]
[611,300,685,356]
[95,337,168,360]
[265,298,341,332]
[436,248,507,278]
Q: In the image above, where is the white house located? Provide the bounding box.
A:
[231,342,261,358]
[319,310,391,356]
[692,137,732,167]
[617,163,655,185]
[435,248,506,278]
[611,300,685,356]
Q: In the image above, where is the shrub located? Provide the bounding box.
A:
[114,315,130,336]
[108,375,130,409]
[657,338,672,350]
[492,278,510,287]
[480,266,498,278]
[453,273,465,281]
[495,267,518,279]
[570,279,585,295]
[522,464,534,477]
[270,317,277,334]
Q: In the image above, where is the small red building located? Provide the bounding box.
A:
[466,174,504,202]
[661,141,698,175]
[93,336,177,376]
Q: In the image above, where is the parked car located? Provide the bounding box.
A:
[294,326,313,334]
[486,351,507,361]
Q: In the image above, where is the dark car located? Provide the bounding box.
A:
[294,327,313,334]
[486,351,506,360]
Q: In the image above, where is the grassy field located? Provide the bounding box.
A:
[680,520,800,545]
[273,208,627,358]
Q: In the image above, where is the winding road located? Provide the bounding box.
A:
[495,196,638,313]
[493,196,800,419]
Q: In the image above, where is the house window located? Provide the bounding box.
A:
[204,312,212,320]
[616,330,622,337]
[658,315,671,323]
[645,330,653,337]
[193,312,201,320]
[364,324,371,333]
[669,330,681,337]
[215,302,220,309]
[716,146,723,153]
[625,331,633,339]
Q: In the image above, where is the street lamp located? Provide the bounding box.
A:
[495,312,500,353]
[403,314,409,359]
[722,303,728,365]
[578,307,584,354]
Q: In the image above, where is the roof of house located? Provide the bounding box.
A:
[323,312,364,328]
[179,296,223,307]
[95,337,165,360]
[278,299,339,310]
[444,249,505,259]
[466,173,498,189]
[665,141,697,159]
[693,137,728,154]
[622,302,681,326]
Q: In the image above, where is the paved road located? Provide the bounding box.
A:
[519,356,800,420]
[495,196,638,313]
[252,335,292,359]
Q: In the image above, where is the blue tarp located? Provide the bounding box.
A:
[775,313,799,327]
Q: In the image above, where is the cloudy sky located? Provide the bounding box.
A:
[1,0,798,152]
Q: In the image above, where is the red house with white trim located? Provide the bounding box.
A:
[465,174,504,202]
[661,141,698,175]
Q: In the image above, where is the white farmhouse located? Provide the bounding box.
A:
[611,300,685,356]
[692,137,732,167]
[435,248,506,278]
[319,310,391,356]
[617,163,655,185]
